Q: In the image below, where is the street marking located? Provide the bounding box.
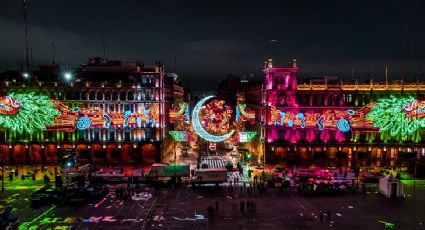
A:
[19,204,56,229]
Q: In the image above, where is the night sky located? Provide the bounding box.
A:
[1,0,425,90]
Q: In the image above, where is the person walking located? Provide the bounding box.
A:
[319,210,324,222]
[326,210,331,221]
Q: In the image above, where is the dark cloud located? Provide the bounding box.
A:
[1,0,425,90]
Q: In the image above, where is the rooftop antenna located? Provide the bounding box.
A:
[23,0,30,72]
[30,43,33,71]
[52,42,55,64]
[174,55,177,73]
[102,33,106,59]
[385,65,389,84]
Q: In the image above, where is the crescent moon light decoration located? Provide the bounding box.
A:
[192,96,235,142]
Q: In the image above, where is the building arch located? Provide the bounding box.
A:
[96,90,103,100]
[127,91,134,100]
[104,90,111,100]
[89,90,96,100]
[112,90,119,101]
[119,90,127,101]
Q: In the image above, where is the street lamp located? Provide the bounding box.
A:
[1,147,4,193]
[22,72,30,79]
[63,72,73,81]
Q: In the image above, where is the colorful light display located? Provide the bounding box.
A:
[48,103,160,131]
[317,115,325,130]
[192,96,235,142]
[235,103,255,123]
[269,106,359,132]
[367,96,425,137]
[201,99,232,134]
[169,131,191,141]
[0,92,60,133]
[0,96,22,115]
[76,117,91,130]
[169,102,190,123]
[336,119,350,132]
[238,132,257,142]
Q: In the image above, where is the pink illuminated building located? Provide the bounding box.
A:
[243,59,425,172]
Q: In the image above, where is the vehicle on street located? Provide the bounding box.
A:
[193,168,228,185]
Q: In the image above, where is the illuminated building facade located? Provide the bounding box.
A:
[246,59,425,172]
[0,59,181,165]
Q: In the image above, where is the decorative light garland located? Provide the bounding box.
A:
[337,119,350,132]
[76,117,91,130]
[0,92,60,134]
[239,131,256,142]
[366,96,424,137]
[317,115,325,130]
[192,96,234,142]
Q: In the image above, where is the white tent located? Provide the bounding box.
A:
[379,174,404,198]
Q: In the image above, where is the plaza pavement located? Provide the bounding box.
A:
[1,173,425,230]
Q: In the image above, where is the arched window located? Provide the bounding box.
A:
[127,91,134,100]
[104,91,111,100]
[73,91,80,100]
[119,91,126,101]
[89,91,96,100]
[112,91,118,100]
[96,91,103,100]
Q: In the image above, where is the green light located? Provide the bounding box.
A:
[0,92,60,134]
[169,131,187,141]
[367,96,422,137]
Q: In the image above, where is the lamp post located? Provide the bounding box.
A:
[261,138,265,174]
[173,140,176,162]
[1,147,4,193]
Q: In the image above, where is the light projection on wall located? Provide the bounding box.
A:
[0,96,22,115]
[336,119,350,132]
[47,101,160,132]
[317,115,325,131]
[235,103,255,123]
[192,96,235,142]
[269,106,358,132]
[71,104,159,131]
[0,93,60,133]
[169,102,190,123]
[367,96,425,137]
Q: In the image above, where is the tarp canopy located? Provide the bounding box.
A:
[379,174,404,198]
